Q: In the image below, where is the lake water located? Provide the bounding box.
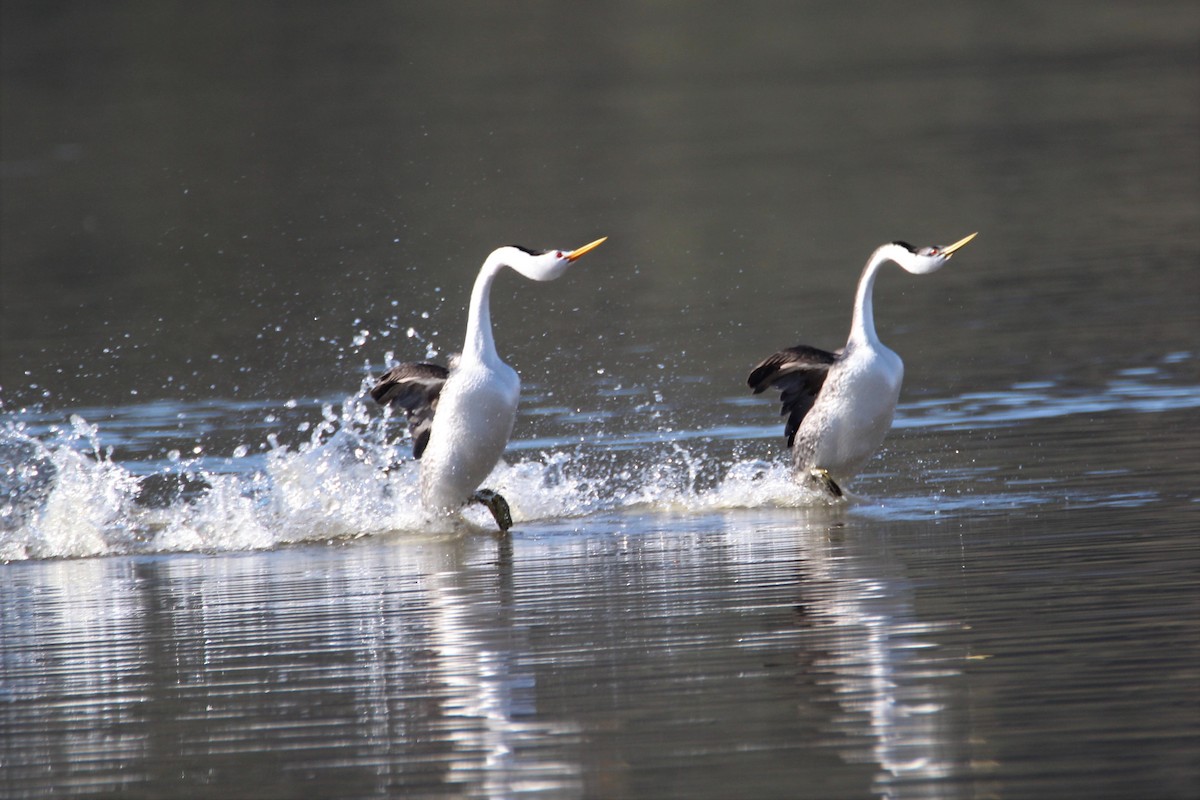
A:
[2,2,1198,798]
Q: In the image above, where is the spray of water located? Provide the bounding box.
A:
[0,385,829,561]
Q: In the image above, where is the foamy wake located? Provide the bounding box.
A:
[0,395,828,561]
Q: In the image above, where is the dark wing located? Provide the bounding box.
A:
[747,345,839,447]
[370,362,449,459]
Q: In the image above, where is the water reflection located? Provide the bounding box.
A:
[0,558,151,797]
[394,537,584,797]
[0,511,989,798]
[729,518,971,797]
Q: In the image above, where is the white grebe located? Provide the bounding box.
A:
[372,237,607,529]
[748,233,977,497]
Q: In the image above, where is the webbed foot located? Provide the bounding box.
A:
[808,468,844,499]
[471,489,513,532]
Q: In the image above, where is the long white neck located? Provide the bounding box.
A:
[848,244,902,348]
[463,253,507,364]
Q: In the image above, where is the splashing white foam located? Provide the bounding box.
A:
[0,392,833,561]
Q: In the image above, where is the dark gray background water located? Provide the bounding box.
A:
[2,2,1198,798]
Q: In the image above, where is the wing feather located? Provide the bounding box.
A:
[370,362,449,459]
[747,345,838,447]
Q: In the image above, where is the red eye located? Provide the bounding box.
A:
[555,251,564,259]
[929,248,940,255]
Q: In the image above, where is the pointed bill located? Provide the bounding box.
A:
[942,232,978,256]
[567,236,607,262]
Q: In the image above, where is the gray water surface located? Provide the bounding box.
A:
[2,2,1198,798]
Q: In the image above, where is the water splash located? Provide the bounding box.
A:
[2,358,1191,561]
[0,387,832,561]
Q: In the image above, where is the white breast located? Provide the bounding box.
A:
[795,343,903,481]
[419,359,520,511]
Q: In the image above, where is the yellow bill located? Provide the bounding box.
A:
[567,236,608,262]
[942,232,978,256]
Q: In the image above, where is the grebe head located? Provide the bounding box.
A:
[498,237,607,282]
[890,232,977,275]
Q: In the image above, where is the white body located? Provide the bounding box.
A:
[420,355,519,511]
[793,340,903,482]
